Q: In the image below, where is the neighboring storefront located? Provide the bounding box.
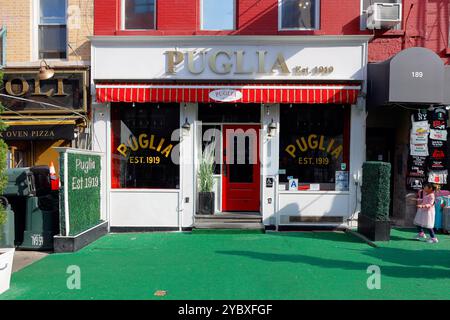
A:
[91,35,371,230]
[0,68,90,174]
[367,47,449,226]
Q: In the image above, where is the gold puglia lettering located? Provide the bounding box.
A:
[308,134,318,150]
[285,145,296,158]
[161,144,173,158]
[331,145,343,159]
[271,53,290,74]
[117,144,128,157]
[139,133,148,149]
[165,51,184,74]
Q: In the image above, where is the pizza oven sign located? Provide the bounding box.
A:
[209,89,243,102]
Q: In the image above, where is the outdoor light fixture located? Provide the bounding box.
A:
[266,105,270,116]
[38,60,55,80]
[182,117,191,130]
[132,102,136,108]
[268,119,277,137]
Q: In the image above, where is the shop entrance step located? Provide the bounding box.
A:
[193,213,264,230]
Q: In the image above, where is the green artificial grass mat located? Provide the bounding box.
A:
[1,228,449,300]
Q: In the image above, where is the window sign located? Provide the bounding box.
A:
[111,103,180,189]
[279,104,350,191]
[39,0,67,59]
[201,0,235,30]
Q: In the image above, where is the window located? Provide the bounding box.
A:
[360,0,401,30]
[111,103,180,189]
[0,27,5,67]
[279,104,350,191]
[201,0,235,30]
[122,0,156,30]
[38,0,67,59]
[279,0,320,30]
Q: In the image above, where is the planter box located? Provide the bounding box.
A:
[198,192,215,215]
[0,248,15,295]
[357,214,391,241]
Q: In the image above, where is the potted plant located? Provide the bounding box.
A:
[0,71,14,295]
[357,161,392,241]
[198,142,216,215]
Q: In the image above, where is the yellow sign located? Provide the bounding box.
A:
[117,134,174,160]
[285,134,343,161]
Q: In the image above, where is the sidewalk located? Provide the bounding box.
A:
[1,228,449,300]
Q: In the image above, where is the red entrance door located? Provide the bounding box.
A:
[222,125,260,212]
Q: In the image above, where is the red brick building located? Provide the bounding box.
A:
[89,0,449,231]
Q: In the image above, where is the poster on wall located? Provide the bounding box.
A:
[407,177,425,191]
[429,129,448,141]
[428,170,448,184]
[335,171,349,191]
[410,144,429,157]
[408,108,450,190]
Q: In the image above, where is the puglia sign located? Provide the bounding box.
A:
[285,134,343,165]
[117,134,174,164]
[165,50,334,76]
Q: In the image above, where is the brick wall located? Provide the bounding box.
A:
[67,0,94,62]
[94,0,450,64]
[0,0,93,65]
[0,0,32,63]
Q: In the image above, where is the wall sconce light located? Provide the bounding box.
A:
[38,60,55,80]
[265,105,270,116]
[182,117,191,130]
[268,118,277,137]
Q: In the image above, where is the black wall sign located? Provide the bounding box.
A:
[0,125,75,141]
[0,70,88,113]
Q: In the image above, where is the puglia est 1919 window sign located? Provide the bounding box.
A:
[111,103,180,189]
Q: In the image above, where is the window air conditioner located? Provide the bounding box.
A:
[366,3,402,30]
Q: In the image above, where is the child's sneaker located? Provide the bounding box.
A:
[415,232,427,240]
[427,238,439,243]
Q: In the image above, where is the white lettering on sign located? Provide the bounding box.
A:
[31,234,44,246]
[71,176,99,191]
[411,72,424,78]
[209,89,243,102]
[75,158,96,174]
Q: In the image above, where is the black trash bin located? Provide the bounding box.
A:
[3,166,59,250]
[0,196,15,248]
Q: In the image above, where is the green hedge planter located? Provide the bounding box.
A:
[357,161,392,241]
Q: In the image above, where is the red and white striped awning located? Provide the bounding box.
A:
[96,83,361,104]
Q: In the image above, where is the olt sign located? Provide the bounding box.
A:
[0,70,87,113]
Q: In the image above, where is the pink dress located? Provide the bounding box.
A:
[414,192,435,229]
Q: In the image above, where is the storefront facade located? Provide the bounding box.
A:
[367,47,450,227]
[91,35,370,230]
[0,68,90,174]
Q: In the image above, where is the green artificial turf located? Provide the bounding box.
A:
[1,228,449,300]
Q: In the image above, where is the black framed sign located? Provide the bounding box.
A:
[0,69,88,114]
[0,125,75,140]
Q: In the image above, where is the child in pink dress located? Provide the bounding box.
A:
[414,183,439,243]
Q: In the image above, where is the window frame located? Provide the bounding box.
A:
[278,0,321,31]
[121,0,157,31]
[0,26,6,67]
[110,102,181,190]
[278,104,351,191]
[200,0,236,31]
[35,0,68,61]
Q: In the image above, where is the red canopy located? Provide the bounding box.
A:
[96,83,361,104]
